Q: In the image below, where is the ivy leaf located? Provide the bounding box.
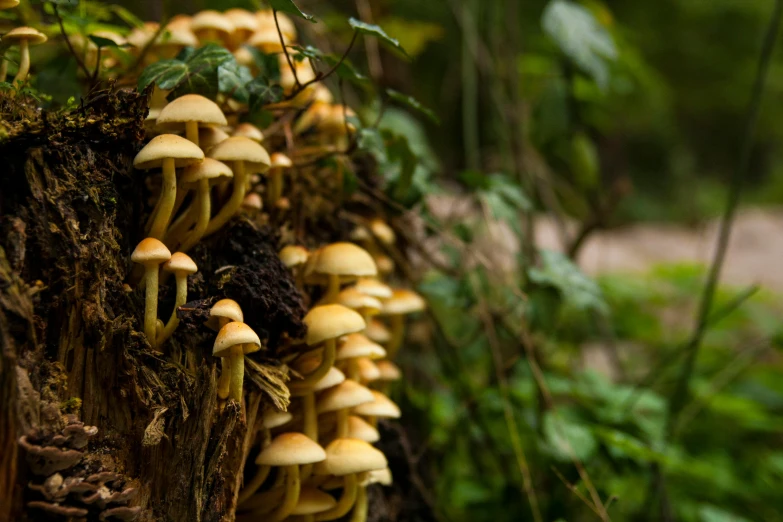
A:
[138,59,188,91]
[88,35,127,48]
[247,76,284,110]
[218,61,253,103]
[385,88,439,124]
[138,44,235,100]
[245,46,280,81]
[269,0,315,22]
[348,18,408,57]
[290,44,322,61]
[541,411,597,462]
[541,0,617,89]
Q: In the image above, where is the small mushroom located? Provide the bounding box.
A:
[232,123,264,143]
[334,333,386,382]
[0,0,20,9]
[364,319,391,345]
[355,358,381,385]
[205,299,244,399]
[213,322,262,402]
[336,287,383,325]
[289,487,337,522]
[156,94,228,147]
[156,253,198,346]
[352,278,393,300]
[316,380,374,439]
[131,238,171,349]
[352,390,401,428]
[225,8,259,49]
[267,153,293,207]
[2,27,47,84]
[345,415,380,443]
[191,10,234,45]
[304,243,378,303]
[289,363,345,443]
[279,245,309,290]
[241,193,263,219]
[379,289,426,359]
[199,126,230,150]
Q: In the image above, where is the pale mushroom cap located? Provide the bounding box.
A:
[225,8,259,32]
[233,46,255,67]
[255,432,326,466]
[365,319,391,344]
[369,218,396,245]
[312,84,334,104]
[156,24,199,48]
[256,9,297,39]
[263,410,293,429]
[128,22,159,48]
[353,278,393,299]
[347,415,380,443]
[134,134,204,170]
[232,123,264,142]
[163,252,198,274]
[0,0,20,9]
[336,334,386,361]
[191,10,234,36]
[382,289,426,315]
[362,467,393,486]
[270,152,293,168]
[242,193,263,211]
[181,158,233,184]
[336,288,382,313]
[131,238,172,265]
[375,254,395,274]
[157,94,228,127]
[279,245,309,268]
[291,487,337,515]
[208,136,271,172]
[304,304,365,346]
[289,356,346,393]
[315,438,388,476]
[375,360,402,381]
[199,126,230,150]
[248,28,287,53]
[210,299,244,323]
[305,242,377,281]
[316,380,374,414]
[4,26,47,45]
[356,358,381,383]
[352,390,401,418]
[312,366,346,392]
[213,321,261,357]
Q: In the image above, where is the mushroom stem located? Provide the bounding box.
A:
[216,317,231,399]
[268,168,283,206]
[143,264,160,350]
[347,359,360,381]
[315,473,358,521]
[325,274,340,303]
[229,344,245,402]
[13,39,30,84]
[350,487,368,522]
[0,59,7,83]
[205,160,246,237]
[335,408,349,439]
[237,464,271,505]
[268,465,301,522]
[148,157,178,240]
[164,203,197,250]
[386,315,405,360]
[156,270,188,346]
[292,338,336,389]
[303,393,318,441]
[185,120,200,146]
[178,179,211,253]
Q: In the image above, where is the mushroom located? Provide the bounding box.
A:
[241,193,263,219]
[3,27,47,84]
[199,126,230,151]
[374,360,402,394]
[279,245,309,290]
[312,439,387,521]
[345,415,380,443]
[205,299,244,400]
[191,10,234,45]
[263,410,293,430]
[374,254,395,275]
[131,238,171,350]
[152,20,198,60]
[0,0,19,9]
[267,153,293,207]
[304,243,377,304]
[213,322,262,402]
[336,287,383,325]
[232,123,264,143]
[156,252,197,346]
[237,408,294,504]
[352,390,401,428]
[352,278,393,300]
[352,468,393,522]
[248,27,288,54]
[355,358,381,385]
[134,134,204,241]
[289,487,337,522]
[289,363,345,443]
[243,433,326,522]
[335,333,386,382]
[205,136,271,237]
[295,304,365,389]
[380,289,426,359]
[256,9,297,41]
[171,158,233,253]
[225,8,259,49]
[316,380,374,439]
[364,319,391,345]
[156,94,228,147]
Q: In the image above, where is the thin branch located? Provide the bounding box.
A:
[274,9,300,89]
[288,30,359,97]
[53,5,91,79]
[551,466,604,519]
[127,20,169,76]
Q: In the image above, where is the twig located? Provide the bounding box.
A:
[127,20,169,76]
[53,5,91,79]
[274,9,300,89]
[551,466,604,519]
[355,0,383,80]
[287,31,359,98]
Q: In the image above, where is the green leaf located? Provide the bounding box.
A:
[385,88,439,124]
[529,250,608,313]
[384,131,418,201]
[138,44,235,100]
[138,59,188,91]
[269,0,315,22]
[541,411,597,461]
[245,109,275,129]
[570,131,600,189]
[218,61,253,103]
[88,35,125,48]
[348,17,408,57]
[247,76,284,109]
[542,0,617,89]
[245,46,281,81]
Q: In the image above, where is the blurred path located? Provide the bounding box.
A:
[536,207,783,291]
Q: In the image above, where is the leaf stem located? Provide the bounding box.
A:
[284,30,359,100]
[274,9,300,89]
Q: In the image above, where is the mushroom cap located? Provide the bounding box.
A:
[257,9,297,39]
[289,357,346,393]
[255,432,326,466]
[212,321,261,357]
[312,366,346,392]
[352,390,401,418]
[375,360,402,381]
[247,28,287,53]
[199,126,230,150]
[369,218,396,245]
[191,10,234,36]
[270,152,293,169]
[208,136,271,173]
[263,410,293,429]
[242,193,263,211]
[336,288,382,313]
[312,84,334,104]
[316,380,374,414]
[304,304,365,346]
[352,278,393,299]
[181,158,233,184]
[233,46,255,67]
[156,23,198,48]
[157,94,228,127]
[365,319,391,344]
[127,22,159,48]
[0,0,20,9]
[4,26,47,45]
[208,298,244,325]
[347,415,380,443]
[279,245,309,268]
[382,289,426,315]
[375,254,395,274]
[131,238,171,265]
[314,438,388,476]
[356,358,381,383]
[291,487,337,515]
[134,134,204,170]
[336,334,386,361]
[225,8,259,33]
[232,123,264,142]
[163,252,198,274]
[304,243,377,283]
[362,467,393,486]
